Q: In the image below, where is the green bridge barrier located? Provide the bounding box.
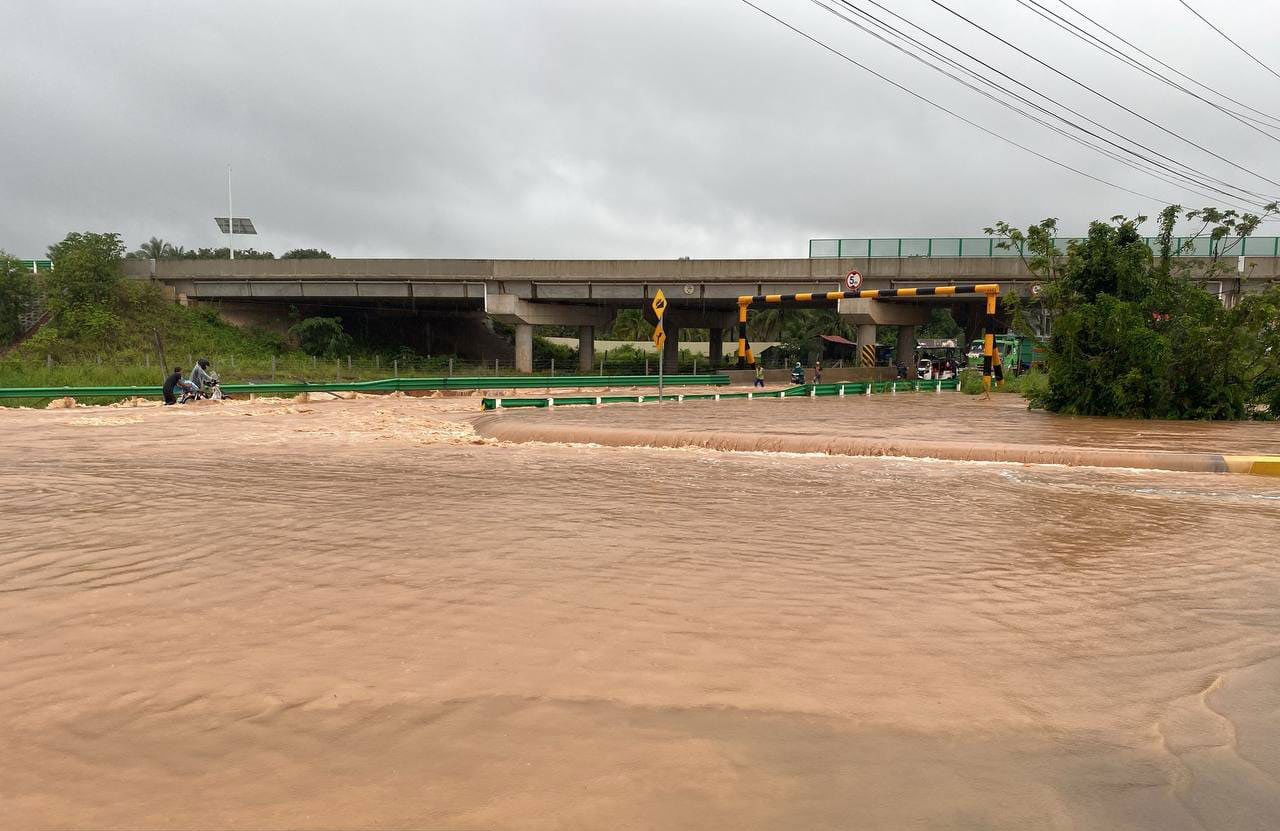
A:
[482,377,959,409]
[0,374,730,401]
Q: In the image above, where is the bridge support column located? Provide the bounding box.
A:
[662,313,679,371]
[578,325,595,373]
[897,325,917,377]
[514,323,534,373]
[488,295,614,375]
[709,327,723,367]
[856,324,877,367]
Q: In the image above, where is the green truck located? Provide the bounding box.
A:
[965,335,1047,374]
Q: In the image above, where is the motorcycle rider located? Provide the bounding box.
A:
[190,358,214,393]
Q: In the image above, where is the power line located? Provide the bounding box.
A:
[926,0,1280,194]
[1016,0,1280,143]
[1051,0,1280,128]
[1175,0,1280,82]
[813,0,1265,207]
[736,0,1171,205]
[822,0,1272,207]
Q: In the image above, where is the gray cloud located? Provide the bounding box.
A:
[2,0,1278,259]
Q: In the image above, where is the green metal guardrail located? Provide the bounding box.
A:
[809,236,1280,258]
[482,377,960,409]
[15,259,53,272]
[0,374,731,401]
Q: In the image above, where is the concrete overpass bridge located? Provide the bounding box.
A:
[122,250,1280,372]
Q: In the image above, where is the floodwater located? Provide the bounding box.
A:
[492,392,1280,455]
[2,395,1279,830]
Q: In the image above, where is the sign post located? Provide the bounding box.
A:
[652,289,667,402]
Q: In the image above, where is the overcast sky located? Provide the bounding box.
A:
[4,0,1279,259]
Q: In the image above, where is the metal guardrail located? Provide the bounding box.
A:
[0,374,731,400]
[482,377,960,409]
[808,237,1280,258]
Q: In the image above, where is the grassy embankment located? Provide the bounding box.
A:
[0,281,713,407]
[959,367,1049,400]
[2,280,330,406]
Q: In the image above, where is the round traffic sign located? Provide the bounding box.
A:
[1031,283,1043,296]
[845,269,863,291]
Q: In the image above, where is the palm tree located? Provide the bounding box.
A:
[748,307,787,341]
[129,237,185,259]
[607,309,653,341]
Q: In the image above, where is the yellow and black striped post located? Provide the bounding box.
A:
[859,343,876,367]
[735,284,1001,368]
[981,291,1004,392]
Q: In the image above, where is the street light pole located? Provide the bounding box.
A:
[227,164,235,261]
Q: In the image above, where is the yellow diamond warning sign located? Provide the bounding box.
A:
[651,289,667,319]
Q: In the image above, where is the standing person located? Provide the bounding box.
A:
[813,359,822,384]
[162,367,182,405]
[754,363,765,388]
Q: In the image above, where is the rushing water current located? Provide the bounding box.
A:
[1,396,1278,829]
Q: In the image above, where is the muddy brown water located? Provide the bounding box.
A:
[1,396,1278,830]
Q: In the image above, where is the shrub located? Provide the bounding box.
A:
[288,316,352,358]
[0,254,36,344]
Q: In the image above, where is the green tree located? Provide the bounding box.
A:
[0,253,37,344]
[181,247,275,259]
[45,232,126,311]
[288,316,352,357]
[989,203,1280,419]
[606,309,653,340]
[280,248,333,259]
[778,308,852,362]
[919,307,962,339]
[128,237,186,259]
[747,307,787,341]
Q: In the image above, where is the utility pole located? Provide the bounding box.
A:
[227,165,235,260]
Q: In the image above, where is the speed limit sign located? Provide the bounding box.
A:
[845,269,863,291]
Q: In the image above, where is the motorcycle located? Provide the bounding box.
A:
[790,367,805,384]
[179,375,226,403]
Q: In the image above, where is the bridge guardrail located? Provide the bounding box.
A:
[482,378,960,409]
[809,236,1280,258]
[0,374,731,401]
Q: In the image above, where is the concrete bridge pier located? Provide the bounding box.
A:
[488,295,614,373]
[645,308,738,372]
[578,325,595,373]
[838,298,930,369]
[856,325,877,367]
[663,316,680,370]
[897,325,917,377]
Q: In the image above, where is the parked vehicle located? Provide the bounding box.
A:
[965,335,1047,374]
[916,358,934,380]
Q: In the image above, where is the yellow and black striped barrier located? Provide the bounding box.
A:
[735,283,1003,392]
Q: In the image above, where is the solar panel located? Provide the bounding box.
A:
[214,217,257,235]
